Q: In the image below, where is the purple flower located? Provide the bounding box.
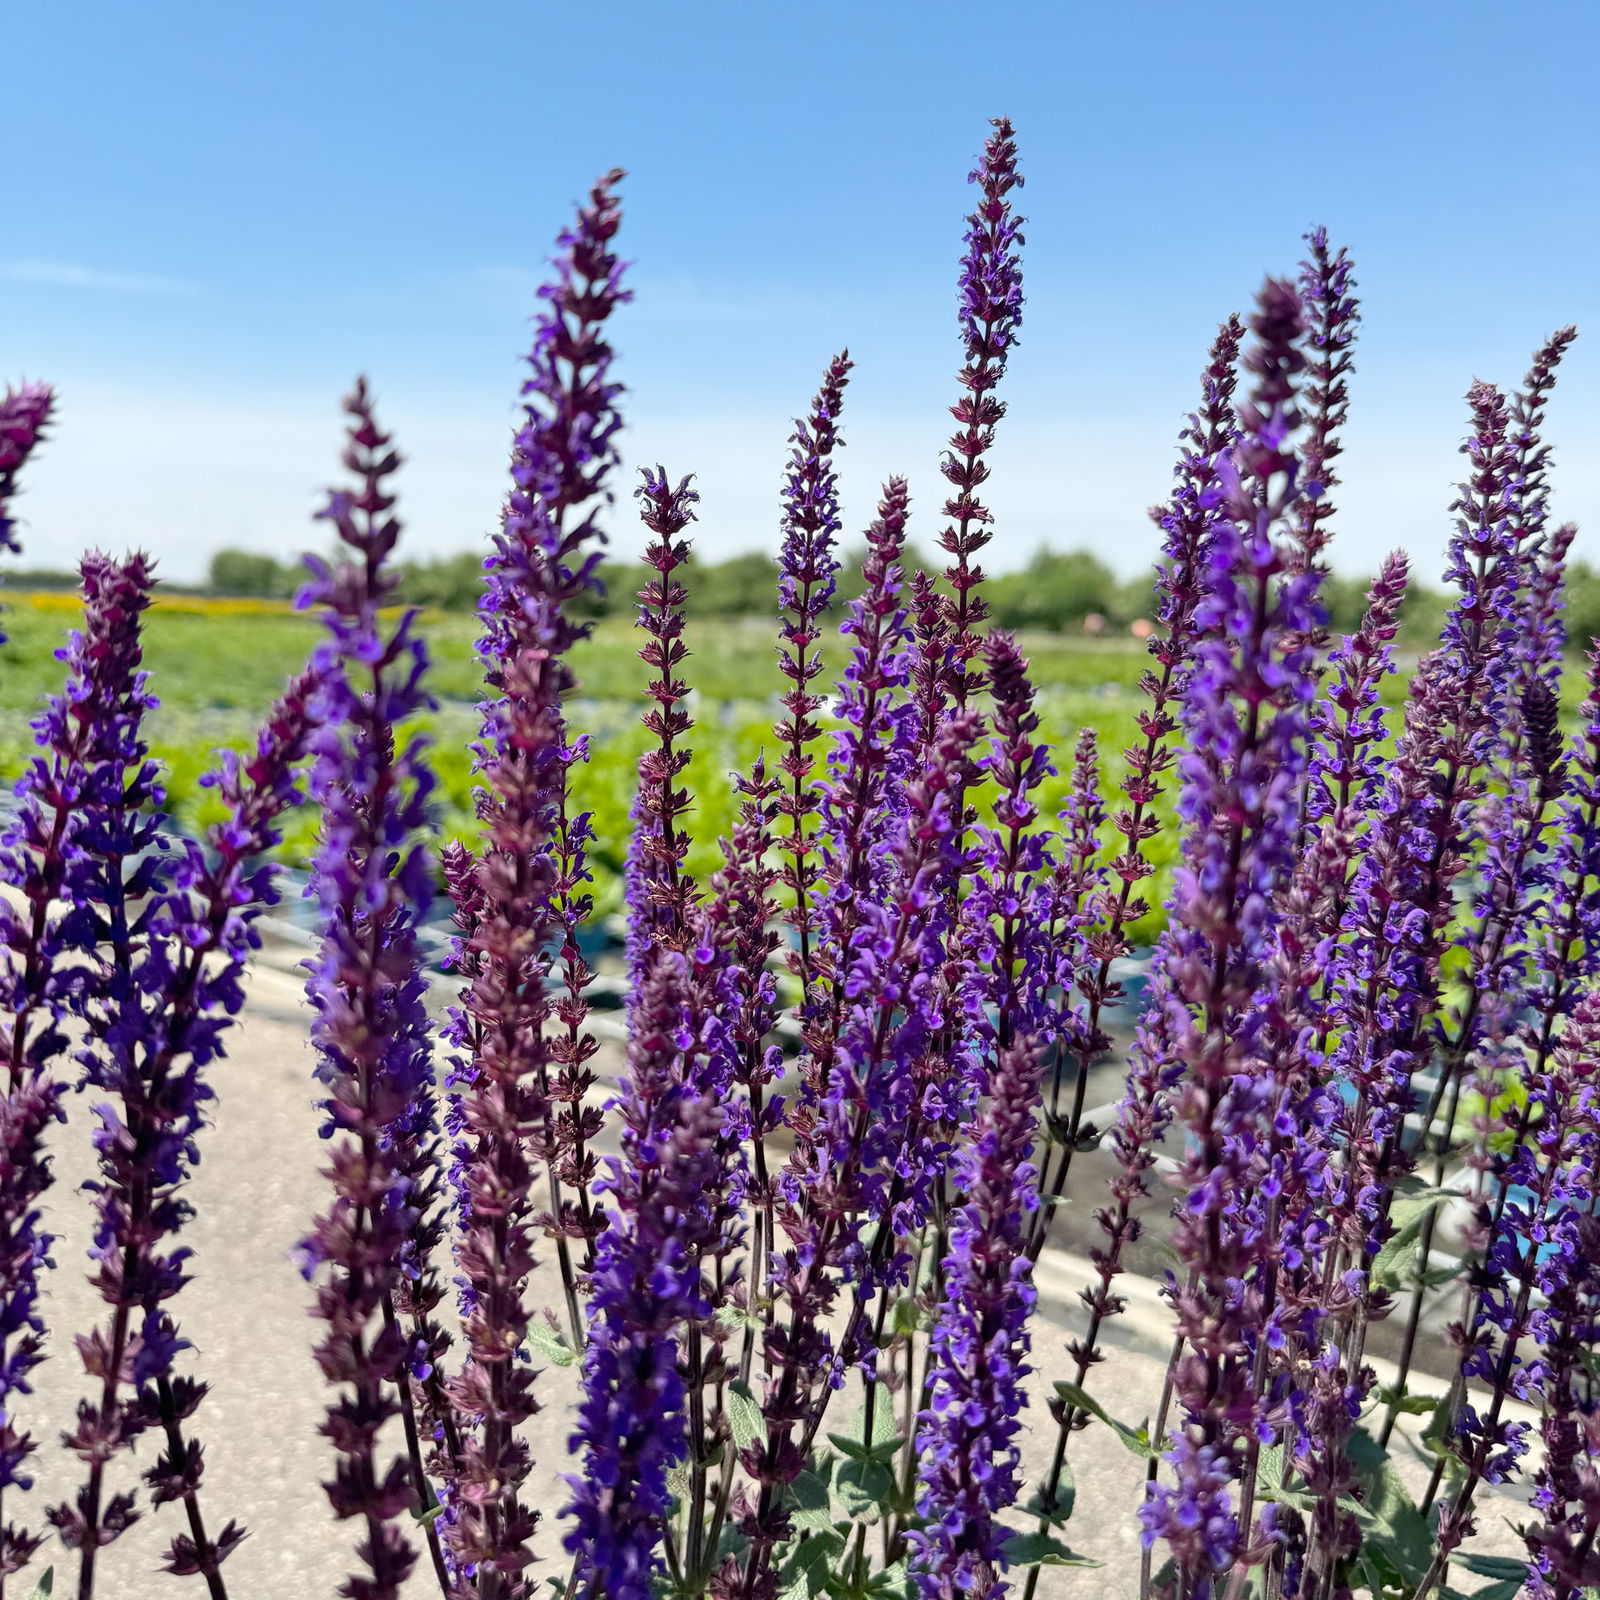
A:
[938,117,1025,703]
[0,381,54,561]
[623,468,701,971]
[298,382,438,1600]
[1141,280,1325,1594]
[802,478,918,1092]
[1291,229,1359,587]
[774,353,852,993]
[563,948,724,1600]
[738,712,980,1589]
[442,170,629,1598]
[0,550,152,1578]
[911,1039,1043,1600]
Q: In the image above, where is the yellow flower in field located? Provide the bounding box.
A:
[14,590,430,619]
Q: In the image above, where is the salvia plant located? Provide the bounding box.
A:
[0,120,1597,1600]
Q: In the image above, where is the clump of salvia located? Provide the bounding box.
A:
[0,120,1595,1600]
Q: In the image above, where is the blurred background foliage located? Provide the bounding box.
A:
[5,540,1597,942]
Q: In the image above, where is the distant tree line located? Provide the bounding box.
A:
[14,542,1600,653]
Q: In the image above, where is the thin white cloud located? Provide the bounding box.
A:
[0,259,199,295]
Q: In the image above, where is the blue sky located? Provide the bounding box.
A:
[6,0,1599,584]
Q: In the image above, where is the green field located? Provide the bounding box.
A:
[0,596,1424,937]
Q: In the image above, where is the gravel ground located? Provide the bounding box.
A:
[9,949,1530,1600]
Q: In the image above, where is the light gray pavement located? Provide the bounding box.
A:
[9,951,1529,1599]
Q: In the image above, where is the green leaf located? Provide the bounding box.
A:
[834,1456,894,1524]
[1000,1532,1101,1569]
[789,1461,838,1532]
[1457,1555,1531,1581]
[1467,1583,1525,1600]
[1023,1461,1076,1527]
[865,1560,916,1599]
[889,1295,925,1338]
[777,1530,846,1600]
[1372,1187,1461,1292]
[525,1320,580,1368]
[826,1395,903,1465]
[1374,1387,1443,1418]
[727,1381,766,1453]
[24,1574,52,1600]
[1355,1450,1434,1589]
[1051,1380,1155,1460]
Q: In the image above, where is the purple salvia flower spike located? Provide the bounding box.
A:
[624,467,701,971]
[1017,321,1248,1593]
[1138,280,1324,1595]
[801,478,917,1099]
[1498,325,1576,766]
[0,381,54,564]
[774,352,852,998]
[910,1038,1043,1600]
[120,668,320,1590]
[45,552,172,1589]
[1029,313,1244,1259]
[1294,378,1534,1584]
[562,948,724,1600]
[708,757,787,1389]
[1291,230,1359,592]
[938,116,1025,706]
[0,548,152,1581]
[55,555,302,1595]
[738,711,981,1598]
[442,170,629,1597]
[298,381,440,1600]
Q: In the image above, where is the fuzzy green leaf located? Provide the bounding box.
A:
[1001,1533,1101,1569]
[789,1461,837,1532]
[834,1457,895,1524]
[827,1397,902,1465]
[1372,1187,1461,1292]
[24,1575,52,1600]
[525,1320,580,1368]
[777,1530,846,1600]
[865,1560,915,1598]
[727,1381,766,1453]
[1456,1555,1530,1582]
[1023,1462,1076,1527]
[1051,1380,1155,1459]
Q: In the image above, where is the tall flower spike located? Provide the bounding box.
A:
[443,170,629,1599]
[1499,327,1577,763]
[911,1038,1044,1600]
[0,550,152,1582]
[1293,380,1531,1586]
[708,758,786,1385]
[1138,280,1323,1594]
[70,668,320,1596]
[0,381,54,561]
[563,949,723,1600]
[801,477,917,1094]
[1029,314,1244,1266]
[1290,550,1410,966]
[738,712,981,1596]
[298,382,440,1600]
[44,553,171,1591]
[774,353,852,995]
[624,468,700,970]
[938,116,1025,704]
[1417,992,1600,1594]
[1291,230,1359,584]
